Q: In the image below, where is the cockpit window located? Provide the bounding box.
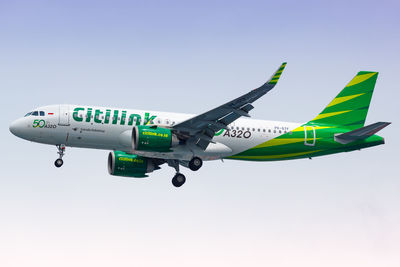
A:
[24,111,44,116]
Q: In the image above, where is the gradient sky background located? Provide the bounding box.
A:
[1,1,399,266]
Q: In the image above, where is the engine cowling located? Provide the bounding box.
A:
[108,151,155,178]
[133,125,179,152]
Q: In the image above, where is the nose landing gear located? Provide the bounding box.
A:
[54,144,65,168]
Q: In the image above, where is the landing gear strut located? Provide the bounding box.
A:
[168,159,186,187]
[189,157,202,171]
[54,144,65,168]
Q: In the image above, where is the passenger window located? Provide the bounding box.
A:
[252,128,255,131]
[268,129,271,133]
[31,111,38,116]
[262,129,266,132]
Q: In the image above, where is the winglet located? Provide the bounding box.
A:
[267,62,287,85]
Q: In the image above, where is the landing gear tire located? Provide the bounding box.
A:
[54,158,64,168]
[172,173,186,187]
[55,144,66,168]
[189,157,202,171]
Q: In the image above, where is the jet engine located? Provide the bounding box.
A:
[108,151,158,178]
[132,125,179,152]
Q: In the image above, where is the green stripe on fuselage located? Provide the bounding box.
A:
[227,124,384,161]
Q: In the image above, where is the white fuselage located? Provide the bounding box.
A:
[10,104,301,161]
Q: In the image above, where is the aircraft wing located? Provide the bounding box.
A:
[172,62,287,150]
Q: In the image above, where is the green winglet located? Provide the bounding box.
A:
[267,62,287,85]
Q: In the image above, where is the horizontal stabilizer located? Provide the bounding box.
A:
[334,122,391,144]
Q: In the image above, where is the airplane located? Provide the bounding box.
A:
[9,63,390,187]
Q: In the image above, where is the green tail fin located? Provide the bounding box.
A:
[308,71,378,130]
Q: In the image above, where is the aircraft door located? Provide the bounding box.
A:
[304,126,316,146]
[58,105,70,126]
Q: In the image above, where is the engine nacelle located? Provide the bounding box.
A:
[133,125,179,152]
[108,151,155,178]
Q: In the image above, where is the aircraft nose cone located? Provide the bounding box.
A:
[9,119,24,137]
[9,120,18,135]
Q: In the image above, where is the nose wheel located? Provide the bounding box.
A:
[54,158,64,167]
[54,144,65,168]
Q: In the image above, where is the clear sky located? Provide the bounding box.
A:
[1,1,399,266]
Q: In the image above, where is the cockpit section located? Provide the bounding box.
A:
[10,105,61,144]
[24,110,46,117]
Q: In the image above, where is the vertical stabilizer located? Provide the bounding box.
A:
[308,71,378,129]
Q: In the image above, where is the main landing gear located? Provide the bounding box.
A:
[168,157,203,187]
[189,157,202,171]
[54,144,65,168]
[172,173,186,187]
[168,160,185,187]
